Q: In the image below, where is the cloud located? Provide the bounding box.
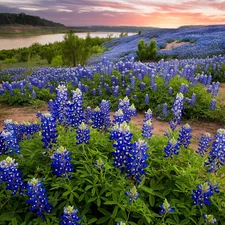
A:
[0,0,224,27]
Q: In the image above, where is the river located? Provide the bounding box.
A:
[0,32,136,50]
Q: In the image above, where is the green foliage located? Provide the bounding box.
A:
[62,31,90,67]
[136,39,158,62]
[0,121,225,224]
[51,55,63,67]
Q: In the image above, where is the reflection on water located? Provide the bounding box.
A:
[0,32,136,50]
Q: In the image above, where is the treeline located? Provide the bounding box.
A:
[0,32,113,67]
[0,13,65,27]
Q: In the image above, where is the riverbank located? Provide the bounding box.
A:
[0,25,68,35]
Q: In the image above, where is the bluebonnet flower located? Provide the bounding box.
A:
[41,113,58,149]
[0,157,24,196]
[197,133,212,157]
[142,119,153,140]
[26,178,52,219]
[202,214,216,224]
[85,107,92,125]
[162,103,168,117]
[127,139,149,183]
[76,122,90,145]
[205,128,225,173]
[169,93,184,131]
[118,96,134,123]
[128,104,137,117]
[192,181,215,208]
[126,186,140,203]
[50,146,73,178]
[0,131,7,155]
[168,87,173,94]
[100,100,111,131]
[164,138,180,158]
[140,82,146,90]
[60,206,81,225]
[210,99,216,111]
[144,109,153,122]
[112,122,133,172]
[1,131,20,154]
[159,199,175,215]
[190,93,196,106]
[113,109,125,125]
[144,94,149,105]
[92,107,104,130]
[178,124,192,148]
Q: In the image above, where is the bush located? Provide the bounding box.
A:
[51,55,63,67]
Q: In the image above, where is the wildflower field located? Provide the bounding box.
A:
[1,43,225,224]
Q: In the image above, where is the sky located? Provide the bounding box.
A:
[0,0,225,28]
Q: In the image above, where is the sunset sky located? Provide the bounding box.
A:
[0,0,225,28]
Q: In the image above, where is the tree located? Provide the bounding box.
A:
[136,39,157,62]
[62,31,90,67]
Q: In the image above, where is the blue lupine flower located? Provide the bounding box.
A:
[60,206,81,225]
[100,100,111,131]
[190,93,196,106]
[0,157,24,196]
[144,109,153,122]
[169,93,184,131]
[113,109,125,125]
[192,181,215,208]
[92,107,104,130]
[178,124,192,148]
[50,146,74,178]
[41,113,58,149]
[159,199,175,215]
[112,122,133,172]
[1,131,20,155]
[76,122,90,145]
[202,214,216,224]
[205,128,225,173]
[164,138,180,158]
[162,103,168,117]
[26,178,52,219]
[168,87,173,94]
[142,119,153,140]
[127,139,149,183]
[126,186,140,203]
[145,94,149,105]
[0,131,7,155]
[197,133,212,157]
[210,99,216,111]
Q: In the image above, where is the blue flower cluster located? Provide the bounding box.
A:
[142,119,153,140]
[50,146,74,178]
[205,128,225,172]
[100,100,111,131]
[0,157,24,195]
[60,206,81,225]
[76,122,90,144]
[26,178,52,219]
[41,113,58,149]
[197,133,212,157]
[192,181,219,208]
[178,124,192,148]
[164,138,180,158]
[0,131,7,155]
[113,109,125,125]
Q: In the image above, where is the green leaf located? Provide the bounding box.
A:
[112,206,118,219]
[104,201,117,205]
[88,218,97,224]
[149,195,155,207]
[166,218,177,224]
[96,216,110,224]
[12,218,17,225]
[139,186,154,195]
[98,208,111,216]
[180,219,190,225]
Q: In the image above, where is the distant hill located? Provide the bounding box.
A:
[88,24,225,64]
[0,13,65,27]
